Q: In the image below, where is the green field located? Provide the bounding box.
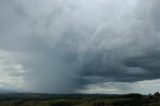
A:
[0,93,160,106]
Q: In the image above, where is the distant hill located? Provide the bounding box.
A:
[0,93,159,106]
[0,93,121,100]
[0,88,18,94]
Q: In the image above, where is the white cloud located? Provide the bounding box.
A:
[0,50,26,90]
[80,79,160,94]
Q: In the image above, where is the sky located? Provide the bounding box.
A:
[0,0,160,94]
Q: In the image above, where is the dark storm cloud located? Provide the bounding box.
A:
[124,49,160,80]
[79,48,160,84]
[0,0,160,93]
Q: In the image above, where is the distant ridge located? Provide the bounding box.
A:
[0,88,18,94]
[0,93,122,100]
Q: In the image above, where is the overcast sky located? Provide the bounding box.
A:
[0,0,160,94]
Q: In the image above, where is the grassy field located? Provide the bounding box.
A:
[0,93,160,106]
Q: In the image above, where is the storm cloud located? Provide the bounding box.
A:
[0,0,160,93]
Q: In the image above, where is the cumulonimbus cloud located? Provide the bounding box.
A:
[0,0,160,93]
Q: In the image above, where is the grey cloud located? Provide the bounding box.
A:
[0,0,160,93]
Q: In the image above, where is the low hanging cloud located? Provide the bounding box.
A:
[0,0,160,93]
